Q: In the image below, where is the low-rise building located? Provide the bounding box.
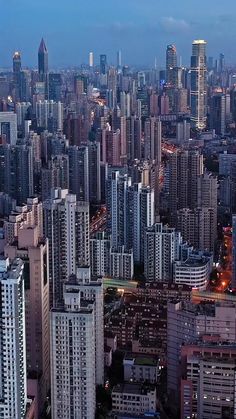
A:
[173,255,211,291]
[123,355,159,384]
[112,383,157,416]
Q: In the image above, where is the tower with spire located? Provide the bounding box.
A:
[38,38,48,76]
[38,38,49,97]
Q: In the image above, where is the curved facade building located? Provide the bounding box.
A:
[174,257,210,291]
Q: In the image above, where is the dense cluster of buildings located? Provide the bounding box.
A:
[1,37,236,418]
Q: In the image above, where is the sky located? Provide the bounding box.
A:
[1,0,236,68]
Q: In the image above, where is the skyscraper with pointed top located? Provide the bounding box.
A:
[38,38,48,76]
[38,38,49,97]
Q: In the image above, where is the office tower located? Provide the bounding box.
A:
[13,51,21,100]
[0,111,17,144]
[117,50,122,68]
[177,207,215,252]
[35,100,63,131]
[88,141,101,203]
[38,38,48,77]
[169,150,203,224]
[0,258,27,418]
[166,44,177,85]
[90,232,110,277]
[232,214,236,289]
[41,154,69,201]
[43,190,90,305]
[190,40,207,130]
[49,73,62,101]
[167,301,236,403]
[4,227,50,414]
[110,246,134,280]
[176,120,190,145]
[172,66,183,88]
[100,54,107,74]
[13,51,21,75]
[210,93,226,135]
[68,145,89,201]
[50,281,96,419]
[144,223,181,282]
[89,51,94,67]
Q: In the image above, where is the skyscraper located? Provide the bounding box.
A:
[100,54,107,75]
[166,44,177,85]
[13,51,21,100]
[117,50,122,68]
[38,38,48,77]
[89,51,94,67]
[38,38,49,97]
[190,40,207,130]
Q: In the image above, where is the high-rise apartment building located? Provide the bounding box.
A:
[41,154,69,201]
[0,258,27,419]
[88,141,101,203]
[190,40,207,130]
[68,145,89,201]
[107,172,154,263]
[4,226,50,414]
[74,266,104,385]
[50,280,96,419]
[144,223,182,282]
[90,232,110,277]
[177,207,216,252]
[169,150,203,224]
[43,189,90,305]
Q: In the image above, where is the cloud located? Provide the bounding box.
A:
[160,16,190,32]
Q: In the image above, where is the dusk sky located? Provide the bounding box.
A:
[1,0,236,67]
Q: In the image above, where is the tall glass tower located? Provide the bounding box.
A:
[166,44,177,85]
[190,40,207,130]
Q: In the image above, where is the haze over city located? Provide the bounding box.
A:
[1,0,236,66]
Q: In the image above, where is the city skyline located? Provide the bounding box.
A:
[1,0,236,67]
